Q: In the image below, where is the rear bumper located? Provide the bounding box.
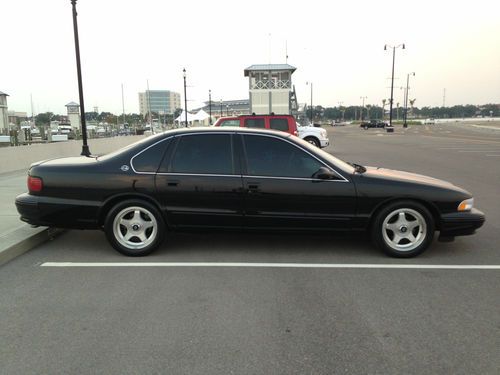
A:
[15,193,101,229]
[439,208,485,237]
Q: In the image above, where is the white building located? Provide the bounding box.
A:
[0,91,9,134]
[139,90,181,115]
[244,64,298,115]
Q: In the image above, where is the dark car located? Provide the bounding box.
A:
[360,120,388,129]
[16,128,484,258]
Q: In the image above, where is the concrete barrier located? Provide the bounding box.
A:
[0,135,145,174]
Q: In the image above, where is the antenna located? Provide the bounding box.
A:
[268,33,271,64]
[285,40,288,64]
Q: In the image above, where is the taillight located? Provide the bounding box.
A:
[28,176,43,192]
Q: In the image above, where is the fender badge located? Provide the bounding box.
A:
[120,165,130,172]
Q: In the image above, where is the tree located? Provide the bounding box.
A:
[35,112,55,126]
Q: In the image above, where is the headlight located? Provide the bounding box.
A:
[457,198,474,212]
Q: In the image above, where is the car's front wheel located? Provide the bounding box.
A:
[371,201,435,257]
[304,136,320,147]
[104,199,165,256]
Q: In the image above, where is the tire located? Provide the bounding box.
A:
[104,199,165,256]
[371,201,435,258]
[304,136,320,147]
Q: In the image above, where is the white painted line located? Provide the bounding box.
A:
[40,262,500,270]
[486,154,500,157]
[458,150,499,153]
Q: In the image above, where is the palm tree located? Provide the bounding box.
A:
[409,99,416,118]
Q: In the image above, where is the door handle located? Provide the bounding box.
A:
[248,184,260,193]
[167,180,179,187]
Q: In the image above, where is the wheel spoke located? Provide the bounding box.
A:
[132,209,141,221]
[143,221,154,230]
[137,232,147,242]
[124,231,134,241]
[408,233,417,243]
[407,221,419,231]
[397,211,407,225]
[392,234,402,245]
[119,218,130,227]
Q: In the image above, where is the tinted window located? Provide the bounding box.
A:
[170,134,233,174]
[269,118,289,132]
[132,138,171,172]
[243,135,324,178]
[244,118,265,128]
[219,119,240,127]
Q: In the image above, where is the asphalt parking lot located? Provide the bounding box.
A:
[1,123,499,374]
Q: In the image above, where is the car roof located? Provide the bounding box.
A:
[152,126,293,139]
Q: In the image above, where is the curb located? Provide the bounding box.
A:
[0,226,65,267]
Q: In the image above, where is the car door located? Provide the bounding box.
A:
[240,133,356,230]
[155,133,244,229]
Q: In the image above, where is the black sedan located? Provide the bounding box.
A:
[16,128,484,258]
[360,120,388,129]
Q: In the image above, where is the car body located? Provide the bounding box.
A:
[16,127,484,258]
[214,115,329,148]
[360,120,388,129]
[422,118,436,125]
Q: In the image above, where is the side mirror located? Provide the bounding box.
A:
[312,166,336,180]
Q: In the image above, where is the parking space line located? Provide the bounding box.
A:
[40,262,500,270]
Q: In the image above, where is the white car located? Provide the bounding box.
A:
[297,123,330,148]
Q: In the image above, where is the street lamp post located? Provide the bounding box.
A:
[183,68,188,127]
[209,89,212,125]
[403,72,415,128]
[384,43,405,127]
[226,105,229,116]
[220,99,223,117]
[360,96,367,121]
[70,0,90,156]
[306,82,313,123]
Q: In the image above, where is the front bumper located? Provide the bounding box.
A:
[320,138,330,148]
[15,193,101,229]
[439,208,485,237]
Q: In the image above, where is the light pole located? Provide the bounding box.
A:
[70,0,90,156]
[220,99,223,117]
[403,72,415,128]
[226,105,229,116]
[384,43,405,127]
[183,68,188,127]
[209,89,212,125]
[360,96,367,121]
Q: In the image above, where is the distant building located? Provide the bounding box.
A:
[244,64,298,115]
[139,90,181,115]
[65,102,81,130]
[0,91,9,133]
[197,99,250,120]
[8,111,28,126]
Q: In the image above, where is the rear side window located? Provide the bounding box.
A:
[131,138,171,172]
[244,118,265,128]
[269,118,289,132]
[169,134,234,175]
[219,119,240,127]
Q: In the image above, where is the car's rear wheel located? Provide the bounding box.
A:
[105,199,165,256]
[304,136,320,147]
[371,201,434,257]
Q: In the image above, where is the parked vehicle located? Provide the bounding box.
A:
[360,120,388,129]
[214,114,329,148]
[423,118,436,125]
[16,128,484,258]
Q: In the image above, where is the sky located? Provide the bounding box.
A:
[2,0,500,115]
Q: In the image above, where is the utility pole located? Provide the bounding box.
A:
[360,96,367,121]
[384,43,405,127]
[183,68,188,127]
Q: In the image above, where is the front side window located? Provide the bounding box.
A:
[244,118,265,128]
[243,135,324,178]
[170,134,233,175]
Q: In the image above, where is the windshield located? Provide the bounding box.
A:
[292,136,355,174]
